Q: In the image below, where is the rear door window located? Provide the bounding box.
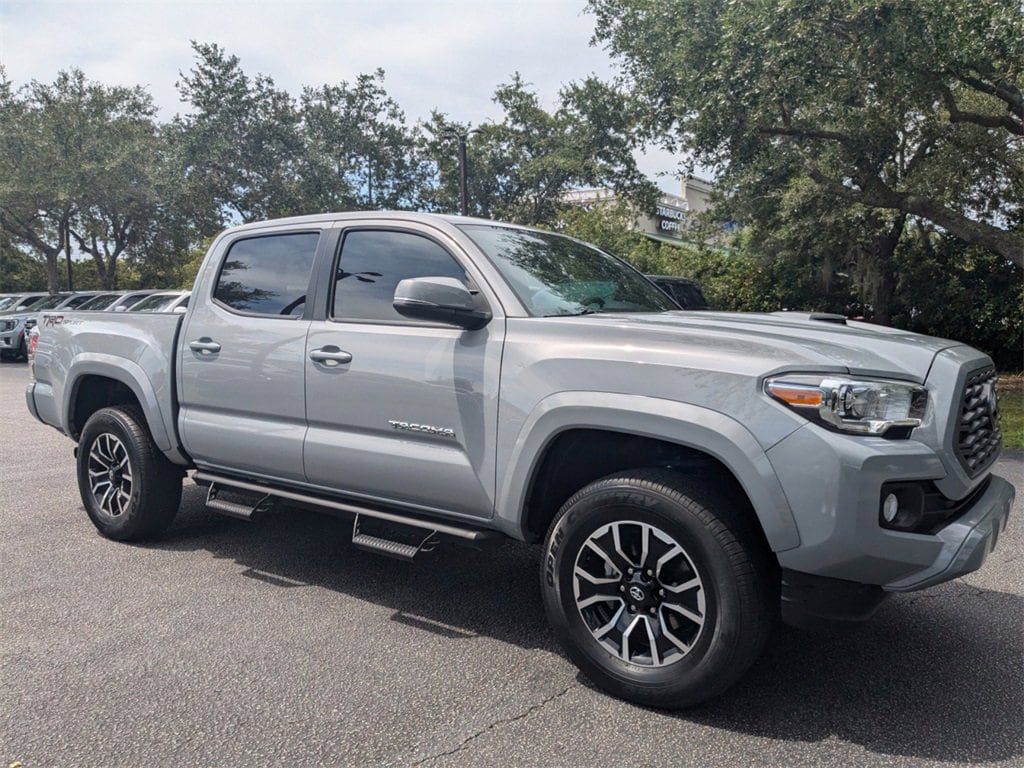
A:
[214,232,319,317]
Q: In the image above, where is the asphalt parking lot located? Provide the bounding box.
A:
[2,361,1022,768]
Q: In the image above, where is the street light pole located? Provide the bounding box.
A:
[63,220,73,292]
[456,135,469,216]
[439,127,480,216]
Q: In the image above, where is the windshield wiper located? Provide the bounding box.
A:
[544,308,600,317]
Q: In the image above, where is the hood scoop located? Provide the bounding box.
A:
[807,313,848,325]
[770,310,848,326]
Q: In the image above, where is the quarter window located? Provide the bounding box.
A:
[215,233,319,316]
[332,230,467,322]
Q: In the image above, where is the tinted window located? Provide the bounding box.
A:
[332,230,466,322]
[650,278,710,310]
[63,295,98,309]
[77,294,120,310]
[14,296,48,310]
[119,293,154,309]
[129,294,178,312]
[215,233,319,317]
[30,295,69,310]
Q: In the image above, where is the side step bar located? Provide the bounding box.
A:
[193,471,501,551]
[205,483,273,520]
[351,515,439,561]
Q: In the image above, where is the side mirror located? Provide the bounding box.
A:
[393,277,491,331]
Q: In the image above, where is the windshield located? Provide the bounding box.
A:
[459,225,675,316]
[62,294,98,309]
[31,294,70,311]
[0,297,23,310]
[77,293,120,310]
[129,293,179,312]
[12,295,49,311]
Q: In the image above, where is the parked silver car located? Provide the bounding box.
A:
[76,290,161,312]
[127,291,191,313]
[1,293,102,360]
[0,292,58,314]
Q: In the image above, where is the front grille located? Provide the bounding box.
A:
[955,367,1002,477]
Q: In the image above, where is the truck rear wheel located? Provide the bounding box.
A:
[77,406,182,541]
[540,469,774,708]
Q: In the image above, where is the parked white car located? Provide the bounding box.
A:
[127,291,191,313]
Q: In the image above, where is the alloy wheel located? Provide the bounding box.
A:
[573,520,706,667]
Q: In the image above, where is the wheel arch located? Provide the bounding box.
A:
[496,392,800,553]
[63,355,186,464]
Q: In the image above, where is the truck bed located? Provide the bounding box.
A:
[28,311,186,462]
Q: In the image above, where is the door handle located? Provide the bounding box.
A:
[189,338,221,355]
[309,346,353,366]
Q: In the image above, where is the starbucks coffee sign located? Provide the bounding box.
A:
[655,204,687,236]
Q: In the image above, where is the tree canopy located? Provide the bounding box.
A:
[0,68,166,290]
[588,0,1023,271]
[0,29,1019,365]
[424,73,656,224]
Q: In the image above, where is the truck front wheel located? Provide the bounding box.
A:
[77,406,182,541]
[540,469,774,708]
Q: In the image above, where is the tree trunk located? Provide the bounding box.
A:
[870,214,907,326]
[43,246,61,293]
[0,210,64,292]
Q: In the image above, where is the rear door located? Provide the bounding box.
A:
[303,222,504,519]
[178,228,324,483]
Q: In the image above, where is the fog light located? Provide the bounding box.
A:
[882,493,899,523]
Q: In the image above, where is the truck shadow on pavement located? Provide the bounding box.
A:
[157,482,1022,765]
[685,592,1023,763]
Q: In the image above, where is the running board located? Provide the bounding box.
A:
[205,483,274,520]
[351,515,439,561]
[192,471,501,545]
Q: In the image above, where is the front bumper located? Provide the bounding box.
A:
[767,424,1015,592]
[882,474,1014,591]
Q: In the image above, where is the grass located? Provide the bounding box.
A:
[999,375,1023,450]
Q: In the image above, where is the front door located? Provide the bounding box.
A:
[303,224,503,519]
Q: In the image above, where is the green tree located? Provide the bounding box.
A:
[892,227,1023,369]
[300,70,431,212]
[553,198,675,272]
[425,75,656,226]
[173,42,305,228]
[589,0,1024,322]
[0,230,46,291]
[0,69,73,292]
[0,68,171,290]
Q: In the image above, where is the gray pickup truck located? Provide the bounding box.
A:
[26,212,1014,707]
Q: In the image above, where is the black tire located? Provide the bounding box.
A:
[77,406,182,541]
[16,335,27,361]
[541,468,775,708]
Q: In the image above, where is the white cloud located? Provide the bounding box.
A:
[1,0,693,191]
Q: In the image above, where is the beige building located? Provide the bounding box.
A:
[564,175,720,246]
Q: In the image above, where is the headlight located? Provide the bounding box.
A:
[765,375,928,436]
[0,319,15,332]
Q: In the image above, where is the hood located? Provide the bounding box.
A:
[570,310,962,382]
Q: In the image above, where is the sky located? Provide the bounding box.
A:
[1,0,692,194]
